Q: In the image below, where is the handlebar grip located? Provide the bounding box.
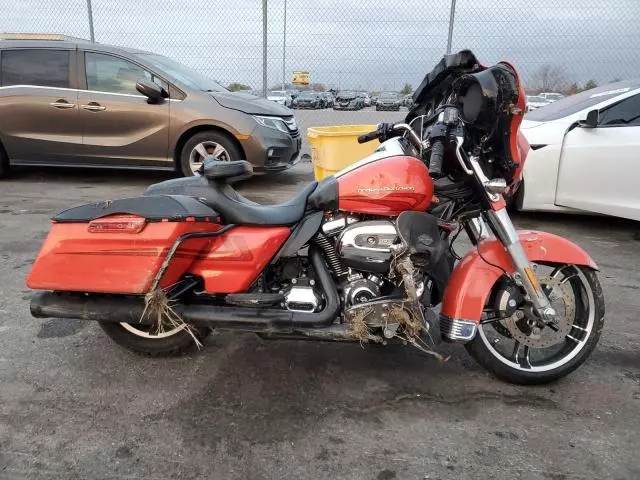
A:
[357,130,380,144]
[429,140,445,177]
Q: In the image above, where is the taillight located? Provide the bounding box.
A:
[88,215,146,234]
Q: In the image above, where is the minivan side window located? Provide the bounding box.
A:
[85,52,167,96]
[598,94,640,127]
[1,49,70,88]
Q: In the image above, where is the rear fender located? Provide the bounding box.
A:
[440,230,597,323]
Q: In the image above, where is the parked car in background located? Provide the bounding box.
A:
[402,94,413,108]
[358,91,371,107]
[539,92,565,102]
[375,91,401,111]
[333,90,364,110]
[525,95,550,112]
[320,91,334,107]
[292,90,322,109]
[0,39,301,177]
[517,79,640,220]
[267,90,293,107]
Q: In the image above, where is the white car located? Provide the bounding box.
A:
[516,79,640,221]
[267,90,293,107]
[526,95,550,111]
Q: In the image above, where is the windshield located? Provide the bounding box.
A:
[526,80,640,121]
[527,96,546,103]
[269,91,286,97]
[380,92,398,99]
[299,91,316,98]
[545,93,563,101]
[135,53,228,92]
[337,91,355,98]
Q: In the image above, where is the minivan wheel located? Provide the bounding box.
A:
[179,131,242,176]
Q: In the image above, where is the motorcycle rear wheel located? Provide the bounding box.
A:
[99,322,210,356]
[465,265,605,385]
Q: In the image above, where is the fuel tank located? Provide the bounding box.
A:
[336,154,433,216]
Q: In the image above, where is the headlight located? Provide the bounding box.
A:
[253,115,289,133]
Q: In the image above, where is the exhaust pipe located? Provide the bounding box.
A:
[30,247,340,332]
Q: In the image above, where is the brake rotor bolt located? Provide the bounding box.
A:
[508,299,516,308]
[310,280,315,286]
[292,279,297,284]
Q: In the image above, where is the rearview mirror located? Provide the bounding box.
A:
[135,79,167,103]
[579,109,599,128]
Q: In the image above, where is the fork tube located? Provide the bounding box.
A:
[485,207,557,321]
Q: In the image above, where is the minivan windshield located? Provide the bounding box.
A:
[136,53,228,92]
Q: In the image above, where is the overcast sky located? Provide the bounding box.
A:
[3,0,639,91]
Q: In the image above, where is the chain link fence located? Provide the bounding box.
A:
[3,0,639,120]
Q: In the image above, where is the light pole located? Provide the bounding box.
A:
[262,0,268,97]
[446,0,457,54]
[282,0,287,90]
[86,0,95,42]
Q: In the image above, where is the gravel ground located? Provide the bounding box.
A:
[0,156,639,479]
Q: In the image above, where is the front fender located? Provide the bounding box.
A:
[440,230,597,323]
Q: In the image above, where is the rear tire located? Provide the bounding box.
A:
[465,266,605,385]
[178,130,243,177]
[99,322,210,356]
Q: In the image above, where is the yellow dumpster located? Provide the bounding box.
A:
[307,125,380,180]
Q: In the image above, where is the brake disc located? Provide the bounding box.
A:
[504,276,576,348]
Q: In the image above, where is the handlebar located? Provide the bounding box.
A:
[429,139,445,177]
[357,130,381,144]
[357,123,424,151]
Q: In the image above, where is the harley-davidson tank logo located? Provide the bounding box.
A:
[355,172,416,199]
[356,185,415,194]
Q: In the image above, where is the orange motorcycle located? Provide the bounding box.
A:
[27,51,604,384]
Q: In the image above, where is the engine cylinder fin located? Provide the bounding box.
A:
[311,232,348,277]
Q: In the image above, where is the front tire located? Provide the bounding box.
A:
[178,130,243,177]
[99,321,210,356]
[465,265,605,385]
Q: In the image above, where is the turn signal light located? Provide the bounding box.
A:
[88,215,147,234]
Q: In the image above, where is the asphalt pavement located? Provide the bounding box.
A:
[1,128,640,479]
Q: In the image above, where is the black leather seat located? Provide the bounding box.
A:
[205,181,318,225]
[144,159,319,226]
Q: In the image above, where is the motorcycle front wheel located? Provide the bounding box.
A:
[99,322,210,356]
[465,264,605,385]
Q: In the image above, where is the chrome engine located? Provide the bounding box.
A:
[284,285,322,312]
[342,273,383,308]
[337,220,398,274]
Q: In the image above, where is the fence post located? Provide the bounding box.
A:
[282,0,287,90]
[87,0,95,42]
[446,0,457,54]
[262,0,268,97]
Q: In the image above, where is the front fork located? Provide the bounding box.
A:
[471,208,557,323]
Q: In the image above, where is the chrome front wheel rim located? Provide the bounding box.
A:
[478,265,595,373]
[189,141,230,175]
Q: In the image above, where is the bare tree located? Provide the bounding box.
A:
[531,64,569,92]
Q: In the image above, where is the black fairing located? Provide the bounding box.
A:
[407,50,482,122]
[53,195,218,223]
[406,50,522,187]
